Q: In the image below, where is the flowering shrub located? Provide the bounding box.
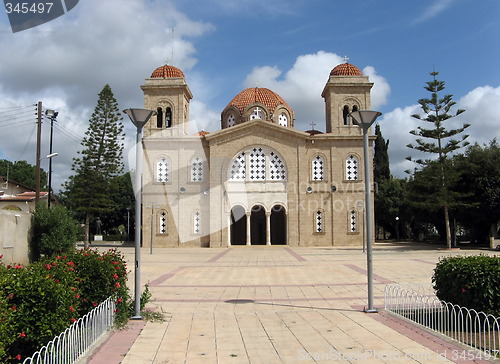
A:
[0,248,131,363]
[432,255,500,316]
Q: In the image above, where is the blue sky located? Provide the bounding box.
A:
[0,0,499,190]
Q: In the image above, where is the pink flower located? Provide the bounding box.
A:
[14,354,21,360]
[115,282,121,288]
[71,318,77,323]
[67,261,75,266]
[113,273,119,280]
[69,306,75,312]
[75,294,80,299]
[45,264,52,270]
[19,332,26,338]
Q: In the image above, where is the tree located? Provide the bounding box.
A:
[373,123,390,184]
[453,140,500,243]
[0,159,47,191]
[31,204,80,259]
[407,71,470,248]
[61,85,125,247]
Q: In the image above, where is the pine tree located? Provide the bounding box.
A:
[373,123,390,183]
[407,71,470,248]
[61,85,125,247]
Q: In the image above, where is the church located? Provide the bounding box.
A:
[138,61,375,248]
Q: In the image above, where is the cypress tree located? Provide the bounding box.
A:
[407,71,470,248]
[61,85,125,247]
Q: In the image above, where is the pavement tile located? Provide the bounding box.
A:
[86,244,497,364]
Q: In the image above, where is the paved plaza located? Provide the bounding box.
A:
[87,243,498,364]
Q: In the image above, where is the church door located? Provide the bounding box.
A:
[271,205,287,245]
[230,205,246,245]
[250,205,266,245]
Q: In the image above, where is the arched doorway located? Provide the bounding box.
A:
[271,205,287,245]
[230,205,246,245]
[250,205,266,245]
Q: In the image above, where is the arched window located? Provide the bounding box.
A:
[346,155,359,180]
[229,152,246,180]
[315,210,323,233]
[343,105,350,125]
[349,210,357,232]
[165,107,172,128]
[269,151,286,180]
[156,107,163,128]
[312,155,325,181]
[278,113,288,127]
[249,147,266,180]
[193,211,201,234]
[352,105,358,112]
[156,157,169,182]
[229,147,287,181]
[158,210,167,234]
[191,157,203,182]
[250,107,263,120]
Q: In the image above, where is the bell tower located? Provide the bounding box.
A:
[322,62,373,136]
[141,65,193,137]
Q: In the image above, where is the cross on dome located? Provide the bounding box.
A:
[309,121,316,130]
[342,55,350,63]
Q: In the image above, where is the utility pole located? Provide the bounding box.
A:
[35,101,42,205]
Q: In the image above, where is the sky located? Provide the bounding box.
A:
[0,0,499,192]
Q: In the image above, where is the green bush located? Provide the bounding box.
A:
[0,260,81,362]
[432,255,500,316]
[31,204,80,259]
[0,248,132,363]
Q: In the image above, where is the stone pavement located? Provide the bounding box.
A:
[86,243,498,364]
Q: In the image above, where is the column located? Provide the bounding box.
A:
[266,211,271,245]
[246,212,251,245]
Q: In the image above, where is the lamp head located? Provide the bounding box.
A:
[349,110,382,131]
[123,108,157,130]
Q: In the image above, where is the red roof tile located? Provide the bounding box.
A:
[225,87,291,115]
[150,65,185,78]
[330,63,362,76]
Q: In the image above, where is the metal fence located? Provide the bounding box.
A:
[385,283,500,358]
[22,297,116,364]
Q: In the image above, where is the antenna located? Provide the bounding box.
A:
[171,27,174,65]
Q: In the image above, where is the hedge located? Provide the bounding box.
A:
[0,248,131,363]
[432,255,500,316]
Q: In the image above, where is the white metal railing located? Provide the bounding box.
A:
[22,297,116,364]
[385,284,500,358]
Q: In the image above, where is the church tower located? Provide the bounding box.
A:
[321,62,373,135]
[141,65,193,137]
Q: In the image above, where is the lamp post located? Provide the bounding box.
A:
[45,109,58,208]
[123,108,156,320]
[349,110,382,313]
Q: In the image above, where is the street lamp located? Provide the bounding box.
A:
[123,108,156,320]
[349,110,382,313]
[45,109,58,208]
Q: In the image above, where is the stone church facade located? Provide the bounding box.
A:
[139,62,375,248]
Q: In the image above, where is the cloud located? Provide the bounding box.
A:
[379,85,500,178]
[0,0,214,191]
[413,0,455,24]
[240,51,390,131]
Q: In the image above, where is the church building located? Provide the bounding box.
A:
[139,62,375,248]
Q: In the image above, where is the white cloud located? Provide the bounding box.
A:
[0,0,214,191]
[413,0,455,24]
[241,51,390,131]
[379,85,500,178]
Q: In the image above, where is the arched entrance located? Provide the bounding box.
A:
[250,205,266,245]
[271,205,287,245]
[230,205,246,245]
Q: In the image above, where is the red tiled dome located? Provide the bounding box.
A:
[330,63,362,76]
[150,65,185,78]
[225,87,291,114]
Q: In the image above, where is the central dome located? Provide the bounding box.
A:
[226,87,291,114]
[330,63,362,76]
[150,65,185,78]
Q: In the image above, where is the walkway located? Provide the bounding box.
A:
[87,243,498,363]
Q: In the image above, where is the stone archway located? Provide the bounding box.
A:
[250,205,266,245]
[230,205,246,245]
[271,205,287,245]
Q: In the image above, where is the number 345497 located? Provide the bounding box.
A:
[5,2,54,14]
